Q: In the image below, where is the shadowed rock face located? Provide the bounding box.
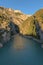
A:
[0,21,20,47]
[0,7,21,47]
[0,6,43,47]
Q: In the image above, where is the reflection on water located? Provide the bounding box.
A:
[0,34,43,65]
[13,35,25,50]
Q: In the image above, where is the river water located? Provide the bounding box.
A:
[0,34,43,65]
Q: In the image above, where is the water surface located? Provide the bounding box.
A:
[0,34,43,65]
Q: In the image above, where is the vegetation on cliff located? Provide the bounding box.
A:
[0,7,43,46]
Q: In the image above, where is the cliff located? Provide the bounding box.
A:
[20,9,43,43]
[0,7,43,47]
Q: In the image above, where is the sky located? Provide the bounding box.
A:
[0,0,43,14]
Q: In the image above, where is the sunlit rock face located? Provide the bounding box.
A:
[0,6,31,36]
[0,7,20,47]
[0,6,43,46]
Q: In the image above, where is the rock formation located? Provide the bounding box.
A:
[0,6,43,47]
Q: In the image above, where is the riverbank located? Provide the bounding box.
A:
[0,33,42,48]
[19,34,42,44]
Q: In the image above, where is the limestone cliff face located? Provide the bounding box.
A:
[20,9,43,42]
[0,7,21,46]
[0,6,30,47]
[0,21,19,46]
[0,6,43,46]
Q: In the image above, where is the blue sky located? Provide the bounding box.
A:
[0,0,43,14]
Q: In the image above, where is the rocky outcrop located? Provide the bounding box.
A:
[0,6,43,47]
[0,6,31,47]
[0,21,20,47]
